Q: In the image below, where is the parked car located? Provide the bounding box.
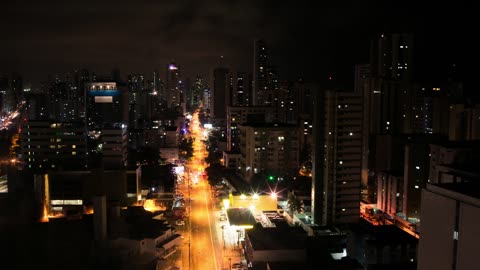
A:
[175,220,185,226]
[232,263,246,270]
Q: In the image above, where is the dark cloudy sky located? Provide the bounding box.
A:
[1,0,473,86]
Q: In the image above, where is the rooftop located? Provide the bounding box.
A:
[246,225,307,250]
[226,207,257,227]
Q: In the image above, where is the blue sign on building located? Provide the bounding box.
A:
[87,90,120,96]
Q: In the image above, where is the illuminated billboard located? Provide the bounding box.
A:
[94,96,113,103]
[86,82,120,96]
[88,90,120,96]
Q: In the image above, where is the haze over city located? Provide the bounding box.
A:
[1,1,472,87]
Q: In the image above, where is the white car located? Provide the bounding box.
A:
[175,220,185,226]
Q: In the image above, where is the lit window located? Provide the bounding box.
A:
[339,161,343,165]
[414,185,419,189]
[416,166,420,170]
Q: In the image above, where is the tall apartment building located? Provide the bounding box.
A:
[25,91,49,120]
[189,77,207,109]
[101,127,128,170]
[127,74,147,129]
[361,33,414,201]
[226,106,274,151]
[252,39,278,106]
[373,135,445,222]
[237,123,299,183]
[312,90,363,225]
[84,82,128,169]
[402,139,432,222]
[275,81,298,124]
[20,121,87,171]
[366,33,413,135]
[84,82,125,130]
[165,62,183,110]
[376,171,403,216]
[0,75,9,114]
[230,72,251,106]
[212,66,230,120]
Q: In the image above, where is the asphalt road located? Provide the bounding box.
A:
[180,111,223,270]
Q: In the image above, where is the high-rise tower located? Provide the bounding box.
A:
[366,33,414,135]
[312,89,363,225]
[253,39,278,106]
[166,62,183,110]
[212,67,230,119]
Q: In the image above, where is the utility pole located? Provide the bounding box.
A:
[188,168,191,270]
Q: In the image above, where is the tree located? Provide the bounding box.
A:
[287,191,303,215]
[205,163,225,186]
[178,137,194,160]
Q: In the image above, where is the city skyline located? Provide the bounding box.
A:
[1,1,473,88]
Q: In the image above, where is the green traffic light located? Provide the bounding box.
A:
[269,175,274,181]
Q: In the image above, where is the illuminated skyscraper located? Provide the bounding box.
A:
[166,62,183,110]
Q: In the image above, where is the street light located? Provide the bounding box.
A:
[221,225,225,248]
[186,169,191,270]
[236,230,240,247]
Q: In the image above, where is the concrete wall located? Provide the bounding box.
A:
[253,249,306,262]
[456,203,480,270]
[417,189,456,270]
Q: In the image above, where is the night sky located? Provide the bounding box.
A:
[1,1,473,87]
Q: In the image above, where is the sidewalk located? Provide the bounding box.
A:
[211,193,248,270]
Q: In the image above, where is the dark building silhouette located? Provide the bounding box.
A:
[212,66,230,120]
[253,39,279,107]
